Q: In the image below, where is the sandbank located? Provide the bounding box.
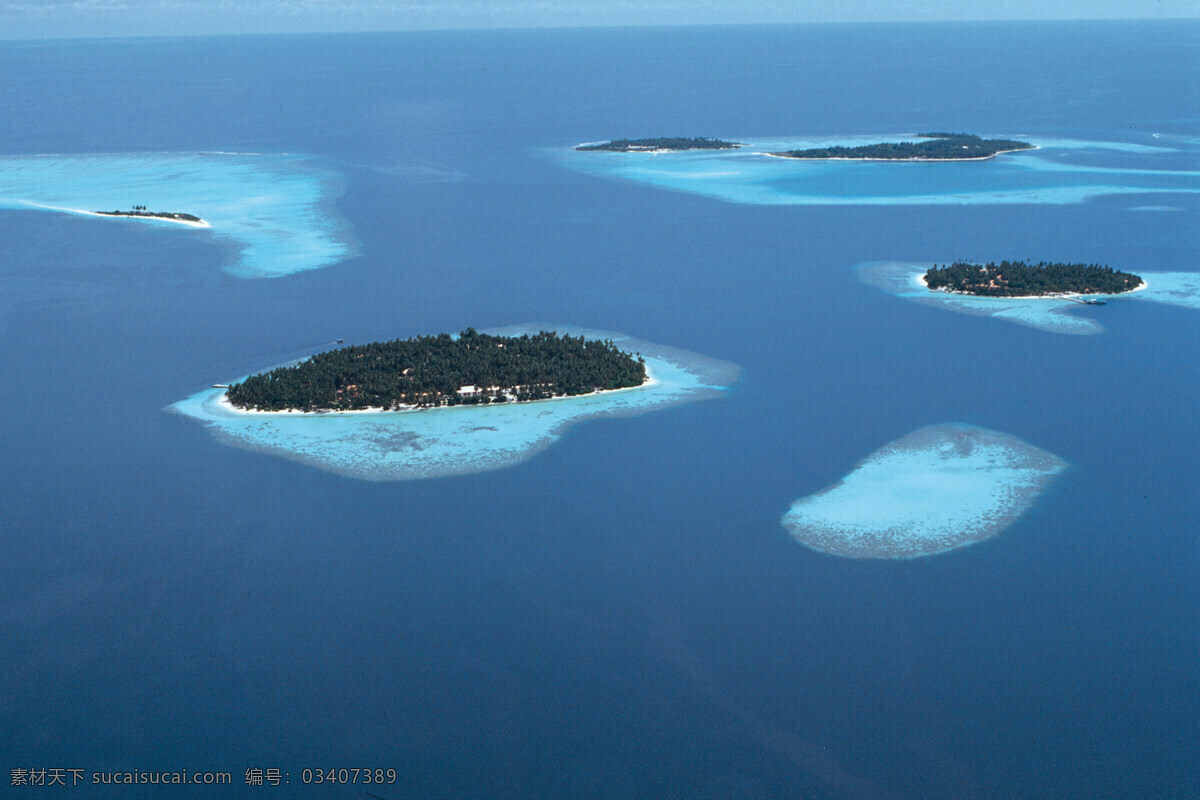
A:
[19,201,211,228]
[90,211,211,228]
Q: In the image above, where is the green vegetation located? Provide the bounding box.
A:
[577,137,741,152]
[225,329,649,412]
[772,133,1034,160]
[923,261,1144,297]
[95,205,202,222]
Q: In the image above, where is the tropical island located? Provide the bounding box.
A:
[224,329,649,412]
[577,137,741,152]
[771,132,1034,160]
[94,205,205,224]
[923,261,1144,297]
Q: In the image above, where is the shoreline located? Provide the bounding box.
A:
[88,209,211,227]
[575,143,742,154]
[763,145,1037,162]
[92,211,210,228]
[18,201,211,228]
[914,270,1148,300]
[212,367,661,417]
[582,147,740,154]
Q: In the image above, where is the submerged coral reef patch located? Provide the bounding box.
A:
[782,424,1067,559]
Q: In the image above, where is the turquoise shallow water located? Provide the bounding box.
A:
[3,24,1198,799]
[782,423,1068,559]
[553,134,1200,206]
[0,152,355,278]
[860,262,1200,334]
[169,325,739,480]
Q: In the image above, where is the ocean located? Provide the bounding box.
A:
[0,22,1196,799]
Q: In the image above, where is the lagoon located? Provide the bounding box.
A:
[0,151,354,278]
[554,133,1200,206]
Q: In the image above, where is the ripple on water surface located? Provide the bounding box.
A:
[0,152,355,278]
[859,262,1200,335]
[782,424,1067,559]
[169,325,739,480]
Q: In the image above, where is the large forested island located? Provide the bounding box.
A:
[923,261,1144,297]
[577,137,741,152]
[772,133,1034,160]
[224,329,649,412]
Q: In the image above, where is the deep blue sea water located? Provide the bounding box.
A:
[1,22,1197,799]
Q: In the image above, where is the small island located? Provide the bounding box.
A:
[224,329,649,412]
[94,205,205,224]
[771,132,1035,161]
[173,325,737,480]
[923,261,1144,298]
[577,137,741,152]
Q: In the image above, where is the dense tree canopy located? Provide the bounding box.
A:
[577,137,741,152]
[924,261,1144,297]
[773,133,1034,160]
[225,329,648,412]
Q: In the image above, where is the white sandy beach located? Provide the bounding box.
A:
[576,143,741,154]
[213,365,662,417]
[19,200,211,228]
[80,209,211,228]
[761,145,1038,162]
[914,270,1148,300]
